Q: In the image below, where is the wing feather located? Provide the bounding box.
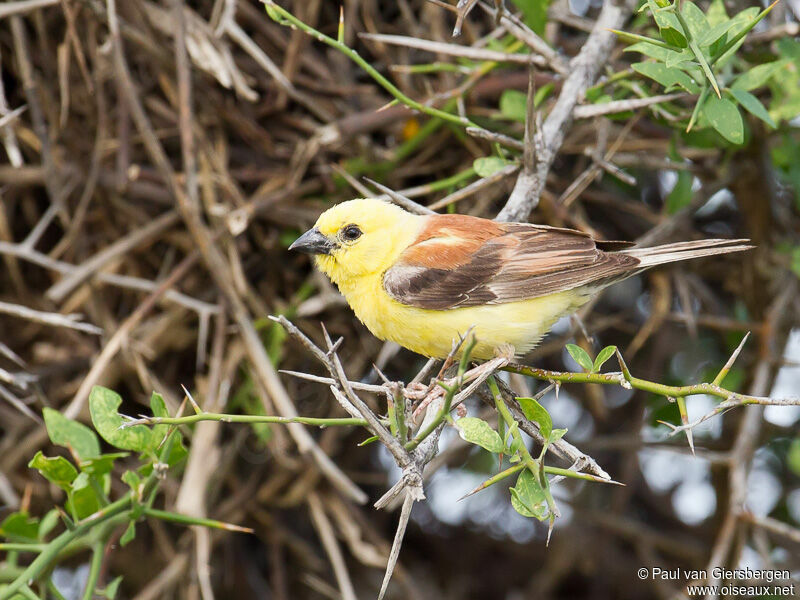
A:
[383,216,640,309]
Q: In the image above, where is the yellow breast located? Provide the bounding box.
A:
[337,272,586,360]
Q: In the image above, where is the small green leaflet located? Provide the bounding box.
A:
[43,408,101,461]
[702,96,744,144]
[593,345,618,372]
[510,469,548,520]
[729,89,776,128]
[565,344,593,372]
[632,63,700,94]
[28,451,78,490]
[455,417,504,453]
[731,59,789,92]
[473,157,512,178]
[89,386,154,453]
[517,397,552,439]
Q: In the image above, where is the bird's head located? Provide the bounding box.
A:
[290,198,421,285]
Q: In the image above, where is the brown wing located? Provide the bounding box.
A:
[383,214,640,310]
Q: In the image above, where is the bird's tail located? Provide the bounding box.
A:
[619,238,753,268]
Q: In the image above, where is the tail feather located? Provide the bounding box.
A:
[620,239,753,269]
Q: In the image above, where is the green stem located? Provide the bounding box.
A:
[80,542,105,600]
[489,377,558,522]
[0,496,134,600]
[686,83,709,132]
[128,413,368,428]
[404,384,456,451]
[466,462,610,497]
[46,580,68,600]
[672,6,720,98]
[488,378,538,471]
[0,453,167,600]
[405,336,477,451]
[0,544,47,553]
[142,508,252,533]
[17,585,41,600]
[264,3,476,128]
[503,364,768,404]
[609,29,674,50]
[711,0,781,67]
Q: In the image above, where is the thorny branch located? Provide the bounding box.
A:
[497,0,633,222]
[2,1,799,598]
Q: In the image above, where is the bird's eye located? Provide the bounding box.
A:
[340,224,362,242]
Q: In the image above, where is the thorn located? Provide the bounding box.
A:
[615,349,632,381]
[320,321,333,348]
[712,331,750,386]
[375,99,399,112]
[175,395,189,419]
[372,364,391,385]
[182,384,202,414]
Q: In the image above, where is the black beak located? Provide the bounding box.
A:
[289,227,337,255]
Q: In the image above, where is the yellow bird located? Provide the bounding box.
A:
[290,199,751,360]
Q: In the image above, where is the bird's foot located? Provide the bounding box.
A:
[408,384,446,425]
[494,343,516,362]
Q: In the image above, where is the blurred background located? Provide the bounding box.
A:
[1,0,799,598]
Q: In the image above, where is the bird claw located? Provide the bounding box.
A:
[409,385,446,424]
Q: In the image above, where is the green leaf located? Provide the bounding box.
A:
[625,42,691,65]
[67,473,102,519]
[611,30,673,51]
[712,6,760,66]
[777,38,800,66]
[509,469,548,520]
[632,62,700,94]
[729,89,776,128]
[646,1,687,48]
[163,435,188,468]
[509,0,550,35]
[80,452,129,477]
[667,169,693,213]
[89,386,154,453]
[28,451,78,490]
[264,4,287,23]
[565,343,594,372]
[38,509,59,540]
[499,89,527,122]
[150,392,169,418]
[549,428,568,443]
[697,19,736,47]
[706,0,728,27]
[702,96,744,144]
[473,157,511,178]
[100,576,123,600]
[731,59,790,92]
[517,397,552,439]
[680,2,708,41]
[533,83,554,107]
[665,48,695,69]
[0,512,40,542]
[43,408,101,461]
[149,391,171,443]
[120,521,136,547]
[455,417,504,453]
[660,27,688,48]
[593,345,618,372]
[688,40,720,97]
